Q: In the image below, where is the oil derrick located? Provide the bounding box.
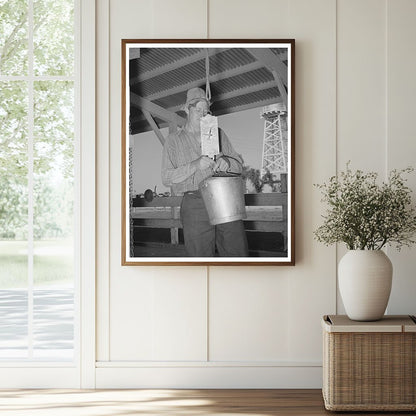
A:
[260,103,287,178]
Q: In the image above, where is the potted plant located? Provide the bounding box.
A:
[314,164,416,321]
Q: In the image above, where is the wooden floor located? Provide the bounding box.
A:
[0,389,413,415]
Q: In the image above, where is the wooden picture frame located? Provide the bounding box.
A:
[122,39,295,265]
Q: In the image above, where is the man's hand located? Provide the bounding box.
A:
[214,155,230,173]
[192,155,216,171]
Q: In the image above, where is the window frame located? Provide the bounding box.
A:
[0,0,96,388]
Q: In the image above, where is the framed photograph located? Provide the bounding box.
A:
[122,39,295,265]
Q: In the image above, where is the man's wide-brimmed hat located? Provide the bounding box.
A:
[183,87,210,110]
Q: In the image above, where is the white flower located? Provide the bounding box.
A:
[314,164,416,250]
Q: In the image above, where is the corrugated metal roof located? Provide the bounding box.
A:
[128,45,289,135]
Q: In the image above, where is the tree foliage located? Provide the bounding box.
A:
[0,0,74,240]
[0,0,28,75]
[0,0,74,76]
[242,166,263,193]
[241,166,281,193]
[0,177,27,238]
[33,0,74,76]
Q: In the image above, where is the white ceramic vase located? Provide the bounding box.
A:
[338,250,393,321]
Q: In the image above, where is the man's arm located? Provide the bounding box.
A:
[161,135,215,186]
[161,142,194,186]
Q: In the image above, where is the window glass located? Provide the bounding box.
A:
[33,0,74,76]
[0,0,76,362]
[33,81,74,359]
[0,0,29,75]
[0,289,29,359]
[0,81,29,252]
[0,81,29,359]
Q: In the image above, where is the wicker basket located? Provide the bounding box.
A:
[322,315,416,411]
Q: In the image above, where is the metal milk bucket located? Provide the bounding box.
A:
[199,174,247,225]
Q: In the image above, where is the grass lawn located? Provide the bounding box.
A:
[0,240,73,289]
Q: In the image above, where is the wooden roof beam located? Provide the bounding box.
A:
[141,109,165,145]
[129,48,141,60]
[272,70,287,109]
[213,97,285,118]
[130,92,186,126]
[246,48,287,87]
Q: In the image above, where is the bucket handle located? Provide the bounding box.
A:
[214,154,243,175]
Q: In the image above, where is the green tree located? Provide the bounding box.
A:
[0,0,74,240]
[34,176,73,239]
[0,0,74,76]
[33,0,74,76]
[0,0,28,75]
[0,82,28,179]
[0,177,27,238]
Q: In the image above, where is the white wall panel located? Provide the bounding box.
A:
[286,0,337,361]
[109,0,207,38]
[337,0,387,172]
[110,271,155,360]
[94,0,416,388]
[99,0,337,385]
[151,270,207,361]
[386,0,416,315]
[209,268,290,361]
[209,0,289,38]
[110,268,207,361]
[151,0,207,38]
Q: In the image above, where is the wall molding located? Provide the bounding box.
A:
[96,360,321,368]
[96,0,111,364]
[96,365,322,388]
[0,368,80,389]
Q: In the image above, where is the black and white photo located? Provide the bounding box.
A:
[122,40,295,265]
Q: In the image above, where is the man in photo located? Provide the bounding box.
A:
[161,87,248,257]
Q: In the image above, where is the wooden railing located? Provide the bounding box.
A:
[131,193,288,257]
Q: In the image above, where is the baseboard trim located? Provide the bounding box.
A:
[96,365,323,388]
[96,360,321,368]
[0,367,80,388]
